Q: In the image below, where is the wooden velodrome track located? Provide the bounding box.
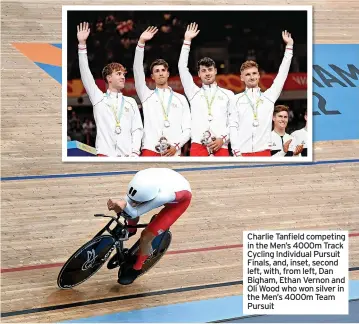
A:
[1,0,359,323]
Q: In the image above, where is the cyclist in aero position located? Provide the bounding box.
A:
[107,168,192,284]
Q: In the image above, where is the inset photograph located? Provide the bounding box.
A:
[63,5,312,162]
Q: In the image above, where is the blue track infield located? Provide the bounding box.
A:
[61,280,359,323]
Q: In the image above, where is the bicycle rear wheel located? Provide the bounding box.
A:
[124,230,172,277]
[57,235,116,289]
[142,230,172,273]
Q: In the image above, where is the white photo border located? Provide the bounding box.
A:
[62,5,313,163]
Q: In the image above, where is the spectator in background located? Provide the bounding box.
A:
[67,11,308,79]
[291,110,308,156]
[82,118,95,146]
[69,111,80,129]
[71,125,85,143]
[270,105,303,157]
[117,19,134,35]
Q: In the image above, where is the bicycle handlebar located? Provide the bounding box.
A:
[94,213,117,220]
[93,213,149,227]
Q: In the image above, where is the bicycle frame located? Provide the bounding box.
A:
[57,212,170,288]
[92,213,148,266]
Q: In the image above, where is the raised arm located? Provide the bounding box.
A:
[178,23,201,100]
[133,26,158,103]
[77,22,103,106]
[264,30,294,103]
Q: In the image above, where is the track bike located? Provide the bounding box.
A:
[57,212,172,289]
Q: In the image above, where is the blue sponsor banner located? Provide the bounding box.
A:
[313,45,359,141]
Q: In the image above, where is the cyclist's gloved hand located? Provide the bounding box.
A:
[117,211,131,220]
[107,198,126,213]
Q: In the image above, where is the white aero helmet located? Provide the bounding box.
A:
[127,169,160,203]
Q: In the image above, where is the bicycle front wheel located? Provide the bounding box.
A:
[57,235,116,289]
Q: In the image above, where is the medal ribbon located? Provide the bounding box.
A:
[244,89,262,122]
[155,88,173,122]
[107,92,125,127]
[202,86,218,118]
